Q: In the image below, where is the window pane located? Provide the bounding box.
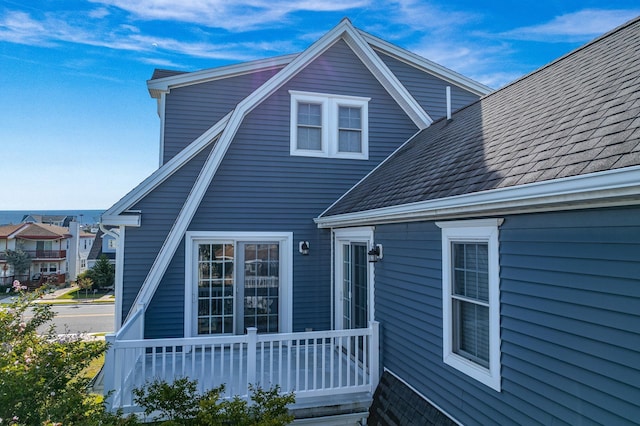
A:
[297,127,322,150]
[452,242,489,302]
[454,299,490,367]
[338,106,361,129]
[338,129,361,152]
[298,102,321,126]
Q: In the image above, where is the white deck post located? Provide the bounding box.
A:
[104,333,116,409]
[247,327,258,390]
[370,321,380,392]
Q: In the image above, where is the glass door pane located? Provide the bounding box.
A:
[342,243,368,330]
[197,243,234,334]
[242,242,279,333]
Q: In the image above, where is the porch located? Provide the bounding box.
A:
[104,310,379,419]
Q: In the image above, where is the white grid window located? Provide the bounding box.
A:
[290,91,369,159]
[436,219,503,392]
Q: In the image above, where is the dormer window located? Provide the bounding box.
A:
[290,91,369,159]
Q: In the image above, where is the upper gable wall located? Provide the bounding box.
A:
[376,51,481,119]
[162,67,284,163]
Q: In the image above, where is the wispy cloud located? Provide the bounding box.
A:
[501,9,640,42]
[0,9,297,63]
[90,0,370,31]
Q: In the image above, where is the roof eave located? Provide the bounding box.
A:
[315,166,640,228]
[146,54,299,98]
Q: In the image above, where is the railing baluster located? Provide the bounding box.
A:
[313,337,317,390]
[346,336,351,387]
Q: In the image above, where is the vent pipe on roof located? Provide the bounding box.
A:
[446,86,452,120]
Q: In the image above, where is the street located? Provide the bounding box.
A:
[31,303,115,335]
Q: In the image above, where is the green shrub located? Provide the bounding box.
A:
[133,378,295,425]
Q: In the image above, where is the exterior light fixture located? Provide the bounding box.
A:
[299,241,310,255]
[368,243,383,263]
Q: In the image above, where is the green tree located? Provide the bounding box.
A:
[4,249,31,276]
[78,275,94,298]
[86,254,115,290]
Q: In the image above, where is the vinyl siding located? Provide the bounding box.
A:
[376,51,481,120]
[140,39,419,337]
[120,145,212,324]
[162,67,283,163]
[374,206,640,425]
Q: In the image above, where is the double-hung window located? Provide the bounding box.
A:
[436,219,503,391]
[290,91,369,159]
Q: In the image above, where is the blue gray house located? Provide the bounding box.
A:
[102,16,640,424]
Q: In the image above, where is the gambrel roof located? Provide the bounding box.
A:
[317,16,640,228]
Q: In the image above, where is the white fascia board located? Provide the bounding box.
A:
[342,30,432,129]
[146,54,298,97]
[360,31,493,96]
[101,214,141,227]
[102,112,232,220]
[315,166,640,228]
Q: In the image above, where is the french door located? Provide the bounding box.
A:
[334,228,374,331]
[188,233,291,337]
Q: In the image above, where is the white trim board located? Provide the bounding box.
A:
[315,166,640,228]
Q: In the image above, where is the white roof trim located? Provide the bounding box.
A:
[121,18,437,322]
[360,31,493,96]
[147,54,297,98]
[101,112,232,223]
[315,166,640,228]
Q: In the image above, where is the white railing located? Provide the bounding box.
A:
[104,322,379,411]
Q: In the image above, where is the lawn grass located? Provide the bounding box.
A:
[57,288,112,300]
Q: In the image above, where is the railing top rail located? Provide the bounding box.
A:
[112,326,375,348]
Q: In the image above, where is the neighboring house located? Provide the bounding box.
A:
[21,214,77,227]
[102,16,639,424]
[87,227,117,268]
[0,222,70,285]
[0,222,93,285]
[317,17,640,425]
[67,221,95,282]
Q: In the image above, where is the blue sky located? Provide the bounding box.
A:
[1,1,638,210]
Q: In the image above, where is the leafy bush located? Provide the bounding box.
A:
[0,282,134,425]
[133,378,295,425]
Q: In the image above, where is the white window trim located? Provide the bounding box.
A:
[290,90,369,160]
[436,218,503,392]
[184,231,293,337]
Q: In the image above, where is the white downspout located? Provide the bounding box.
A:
[100,223,124,331]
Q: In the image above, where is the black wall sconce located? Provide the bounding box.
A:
[368,243,383,262]
[299,241,310,255]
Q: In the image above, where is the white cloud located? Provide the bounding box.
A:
[502,9,640,42]
[89,0,370,31]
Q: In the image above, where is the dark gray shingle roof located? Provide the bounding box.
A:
[368,371,456,426]
[322,17,640,218]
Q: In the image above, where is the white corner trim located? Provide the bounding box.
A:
[360,31,493,96]
[102,112,232,221]
[315,166,640,228]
